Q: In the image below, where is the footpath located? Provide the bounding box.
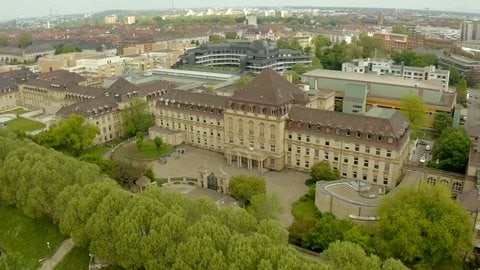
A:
[39,238,75,270]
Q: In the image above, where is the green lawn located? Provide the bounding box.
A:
[83,145,110,157]
[5,117,45,132]
[0,108,28,115]
[123,140,173,159]
[54,246,90,270]
[291,195,321,221]
[0,201,66,270]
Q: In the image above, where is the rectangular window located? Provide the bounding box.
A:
[343,157,348,164]
[260,143,265,150]
[365,146,370,154]
[297,147,301,154]
[386,150,392,158]
[270,145,276,152]
[376,148,381,155]
[288,133,292,139]
[373,175,378,183]
[353,157,358,165]
[383,178,389,185]
[355,144,360,151]
[364,160,369,167]
[315,149,320,157]
[325,140,330,146]
[296,159,300,166]
[306,148,310,156]
[288,145,292,152]
[297,135,302,141]
[353,171,357,178]
[305,161,310,168]
[316,137,320,144]
[325,153,329,160]
[374,162,379,170]
[306,135,310,142]
[239,138,244,146]
[385,164,390,172]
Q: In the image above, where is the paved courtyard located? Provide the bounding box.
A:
[150,146,310,227]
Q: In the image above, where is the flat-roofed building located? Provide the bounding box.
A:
[301,69,456,116]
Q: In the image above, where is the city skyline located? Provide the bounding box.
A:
[3,0,480,20]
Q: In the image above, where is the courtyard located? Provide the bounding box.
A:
[150,145,310,227]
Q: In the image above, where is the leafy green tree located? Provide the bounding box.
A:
[357,33,385,58]
[300,214,353,252]
[449,68,461,85]
[36,114,99,155]
[110,160,145,188]
[430,127,471,173]
[122,98,155,138]
[209,34,226,44]
[229,175,266,205]
[225,32,238,39]
[432,113,452,134]
[400,93,427,137]
[18,32,32,48]
[375,184,471,267]
[0,252,28,270]
[291,63,309,75]
[153,136,163,149]
[456,77,468,105]
[391,25,411,36]
[54,43,82,54]
[235,76,253,89]
[285,70,300,83]
[381,258,410,270]
[322,241,381,270]
[309,160,340,184]
[79,154,113,175]
[247,193,283,221]
[0,35,8,47]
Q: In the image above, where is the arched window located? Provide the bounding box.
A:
[238,119,243,134]
[259,123,265,137]
[270,124,276,140]
[427,177,436,185]
[452,182,463,192]
[248,121,254,136]
[228,117,233,132]
[440,179,449,186]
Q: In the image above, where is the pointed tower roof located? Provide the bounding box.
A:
[231,69,308,106]
[107,77,136,94]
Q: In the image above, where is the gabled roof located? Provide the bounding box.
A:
[158,89,228,109]
[287,105,409,138]
[107,77,136,94]
[231,68,308,106]
[56,96,118,118]
[37,70,85,85]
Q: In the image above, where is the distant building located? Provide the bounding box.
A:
[123,16,136,25]
[461,21,480,42]
[0,43,55,63]
[181,40,312,73]
[342,58,450,90]
[246,14,257,27]
[104,15,117,25]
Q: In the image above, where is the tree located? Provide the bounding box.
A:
[122,98,155,138]
[300,214,353,252]
[391,25,411,36]
[449,68,461,85]
[375,184,471,267]
[225,32,238,39]
[0,35,8,47]
[135,131,144,150]
[209,34,226,44]
[400,93,427,137]
[322,241,381,270]
[309,161,340,184]
[456,77,468,105]
[36,114,99,155]
[54,43,82,54]
[18,32,32,48]
[235,76,253,89]
[432,113,452,134]
[430,127,471,173]
[291,63,309,75]
[247,193,283,221]
[79,154,113,175]
[357,33,385,58]
[153,136,163,149]
[229,175,266,205]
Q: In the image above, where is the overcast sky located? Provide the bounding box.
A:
[3,0,479,20]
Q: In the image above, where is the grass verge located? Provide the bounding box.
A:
[291,194,321,221]
[123,140,173,159]
[6,117,45,132]
[0,201,65,269]
[54,246,90,270]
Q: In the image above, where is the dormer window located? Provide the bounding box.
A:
[377,135,382,142]
[346,130,351,136]
[356,131,361,138]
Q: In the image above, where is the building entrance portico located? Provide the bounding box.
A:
[226,148,269,172]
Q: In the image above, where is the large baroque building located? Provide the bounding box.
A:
[152,69,412,188]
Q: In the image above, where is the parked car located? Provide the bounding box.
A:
[425,144,431,151]
[419,155,426,164]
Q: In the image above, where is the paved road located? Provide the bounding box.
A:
[40,238,75,270]
[150,146,309,227]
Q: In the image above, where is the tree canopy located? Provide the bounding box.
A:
[391,50,438,67]
[431,113,452,134]
[391,25,411,36]
[122,98,155,138]
[456,77,468,105]
[36,114,99,156]
[430,127,471,173]
[309,161,340,184]
[54,43,82,55]
[18,32,33,48]
[208,34,226,44]
[375,183,471,267]
[229,175,266,205]
[0,35,8,47]
[400,93,427,137]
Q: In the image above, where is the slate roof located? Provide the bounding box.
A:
[231,68,309,106]
[56,96,118,117]
[158,89,228,109]
[0,67,35,81]
[37,70,86,85]
[458,189,480,212]
[107,77,136,94]
[287,105,409,138]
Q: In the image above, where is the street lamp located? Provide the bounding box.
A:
[46,242,50,251]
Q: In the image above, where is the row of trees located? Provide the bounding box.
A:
[0,131,324,269]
